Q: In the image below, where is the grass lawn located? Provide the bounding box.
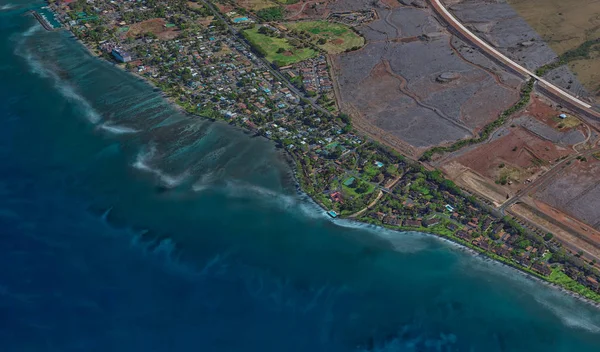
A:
[553,114,581,129]
[243,27,317,65]
[548,268,600,301]
[342,179,375,198]
[286,20,364,54]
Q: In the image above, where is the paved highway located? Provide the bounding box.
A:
[429,0,599,116]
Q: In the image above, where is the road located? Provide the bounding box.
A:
[499,147,600,214]
[429,0,600,118]
[199,0,331,115]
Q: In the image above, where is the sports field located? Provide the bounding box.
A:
[243,27,317,66]
[286,21,364,54]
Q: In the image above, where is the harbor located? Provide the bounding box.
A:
[30,7,60,31]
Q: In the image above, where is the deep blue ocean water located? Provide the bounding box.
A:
[2,1,600,351]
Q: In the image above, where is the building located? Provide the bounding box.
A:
[423,218,440,228]
[112,48,132,63]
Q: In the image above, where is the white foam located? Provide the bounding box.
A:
[0,3,16,11]
[332,219,433,253]
[132,147,189,187]
[533,292,600,333]
[13,26,102,124]
[21,22,41,36]
[221,180,327,220]
[57,82,101,123]
[99,123,139,134]
[461,247,600,333]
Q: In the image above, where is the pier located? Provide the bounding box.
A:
[30,10,58,31]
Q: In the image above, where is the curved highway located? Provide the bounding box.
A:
[429,0,599,116]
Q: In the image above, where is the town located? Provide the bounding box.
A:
[44,0,600,303]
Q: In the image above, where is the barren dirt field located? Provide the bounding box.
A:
[330,0,522,154]
[235,0,278,11]
[439,95,587,201]
[533,157,600,231]
[285,0,331,20]
[125,18,180,40]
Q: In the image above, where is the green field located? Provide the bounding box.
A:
[243,27,317,66]
[286,21,364,54]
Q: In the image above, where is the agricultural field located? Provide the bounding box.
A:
[242,27,317,65]
[506,0,600,98]
[235,0,278,11]
[286,20,364,54]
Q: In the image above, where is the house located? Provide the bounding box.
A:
[518,257,531,267]
[423,218,440,228]
[586,277,600,291]
[476,239,490,250]
[456,230,470,240]
[112,47,132,63]
[383,215,399,226]
[532,262,552,276]
[446,223,459,231]
[404,219,422,228]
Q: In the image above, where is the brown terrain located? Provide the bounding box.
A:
[124,18,180,40]
[327,0,522,158]
[285,0,332,20]
[439,92,600,258]
[438,95,586,200]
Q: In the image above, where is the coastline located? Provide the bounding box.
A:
[46,7,600,309]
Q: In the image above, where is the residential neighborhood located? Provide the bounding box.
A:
[43,0,600,303]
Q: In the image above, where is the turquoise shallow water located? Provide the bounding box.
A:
[2,1,600,351]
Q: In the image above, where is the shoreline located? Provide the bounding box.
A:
[47,7,600,310]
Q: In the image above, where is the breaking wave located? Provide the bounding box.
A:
[13,24,102,124]
[99,123,139,134]
[220,180,327,220]
[132,146,189,187]
[462,247,600,333]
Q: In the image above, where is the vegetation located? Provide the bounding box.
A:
[421,79,535,161]
[548,269,600,302]
[535,38,600,76]
[242,27,317,66]
[256,6,284,22]
[286,21,364,54]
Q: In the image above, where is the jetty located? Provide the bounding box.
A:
[30,10,57,31]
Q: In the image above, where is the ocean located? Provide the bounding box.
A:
[2,1,600,351]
